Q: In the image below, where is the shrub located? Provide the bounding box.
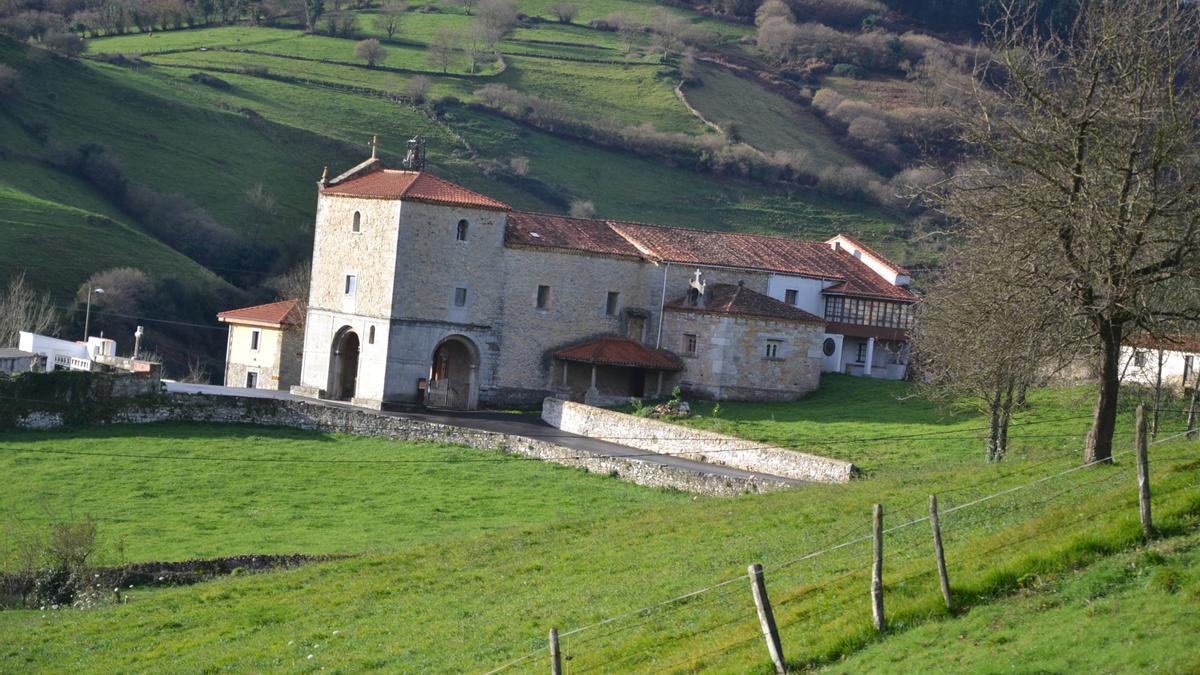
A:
[810,88,844,115]
[831,63,866,79]
[847,115,893,147]
[548,2,577,23]
[509,156,529,176]
[187,72,231,89]
[354,38,388,68]
[43,30,85,57]
[785,0,885,27]
[569,199,595,218]
[402,75,431,103]
[0,64,19,102]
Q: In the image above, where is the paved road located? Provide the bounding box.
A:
[164,381,806,487]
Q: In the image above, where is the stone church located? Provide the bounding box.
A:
[289,140,918,410]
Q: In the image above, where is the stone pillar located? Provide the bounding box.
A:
[864,337,876,377]
[562,361,569,386]
[656,370,664,398]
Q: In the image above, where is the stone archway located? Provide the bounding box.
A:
[428,335,480,410]
[328,327,360,401]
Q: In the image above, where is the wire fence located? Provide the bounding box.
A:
[483,423,1200,673]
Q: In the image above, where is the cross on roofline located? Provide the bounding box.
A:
[369,135,379,159]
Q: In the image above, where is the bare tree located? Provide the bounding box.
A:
[548,2,577,24]
[453,0,477,15]
[402,74,430,103]
[913,237,1069,461]
[266,261,310,321]
[425,28,460,74]
[373,0,405,39]
[935,0,1200,464]
[354,37,388,67]
[476,0,517,43]
[0,273,59,348]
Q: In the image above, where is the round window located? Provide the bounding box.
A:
[822,337,836,357]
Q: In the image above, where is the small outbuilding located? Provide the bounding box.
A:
[0,348,39,375]
[217,299,304,390]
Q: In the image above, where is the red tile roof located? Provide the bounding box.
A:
[505,211,917,302]
[217,299,302,326]
[1125,333,1200,353]
[321,169,509,211]
[553,336,683,371]
[506,211,645,258]
[666,284,824,324]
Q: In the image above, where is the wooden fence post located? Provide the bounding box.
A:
[1136,405,1153,539]
[748,563,786,675]
[872,503,885,632]
[1187,388,1198,440]
[929,494,952,611]
[549,627,561,675]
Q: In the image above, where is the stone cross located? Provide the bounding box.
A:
[369,135,379,159]
[690,269,706,295]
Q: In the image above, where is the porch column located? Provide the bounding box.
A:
[590,364,597,389]
[562,361,569,386]
[656,370,664,397]
[864,337,876,377]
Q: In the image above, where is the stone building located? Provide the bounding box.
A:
[217,299,304,390]
[289,145,918,409]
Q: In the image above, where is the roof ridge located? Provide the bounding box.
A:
[218,298,298,314]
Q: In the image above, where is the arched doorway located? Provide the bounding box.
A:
[329,328,360,401]
[428,335,479,410]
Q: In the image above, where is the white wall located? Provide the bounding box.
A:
[827,235,910,286]
[1120,346,1198,389]
[766,274,833,317]
[19,332,87,371]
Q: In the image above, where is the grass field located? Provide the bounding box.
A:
[683,63,865,171]
[1,378,1197,672]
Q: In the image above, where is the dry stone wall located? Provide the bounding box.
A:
[542,398,857,483]
[5,394,795,496]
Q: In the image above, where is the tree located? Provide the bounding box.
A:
[548,2,576,24]
[569,199,595,218]
[425,27,459,74]
[936,0,1200,464]
[303,0,323,32]
[402,74,430,103]
[913,236,1069,461]
[0,274,58,348]
[453,0,477,15]
[476,0,517,43]
[374,0,405,38]
[462,24,490,74]
[354,38,387,67]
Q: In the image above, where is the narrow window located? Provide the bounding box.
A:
[785,289,798,306]
[856,342,867,363]
[456,219,469,241]
[245,371,258,388]
[1134,350,1147,368]
[345,274,357,295]
[368,325,376,345]
[250,329,260,351]
[765,340,783,359]
[454,287,468,307]
[352,211,361,233]
[684,333,697,355]
[686,287,700,306]
[536,285,551,309]
[605,291,620,316]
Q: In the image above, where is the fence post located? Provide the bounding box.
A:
[872,503,885,632]
[1136,405,1153,539]
[1187,388,1197,440]
[929,494,952,611]
[549,627,562,675]
[748,562,787,672]
[748,563,786,675]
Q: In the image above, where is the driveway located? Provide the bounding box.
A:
[163,381,806,487]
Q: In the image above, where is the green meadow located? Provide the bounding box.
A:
[1,378,1197,672]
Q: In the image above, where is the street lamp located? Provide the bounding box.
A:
[83,287,104,340]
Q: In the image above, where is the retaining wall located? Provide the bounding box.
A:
[6,394,796,496]
[541,398,857,483]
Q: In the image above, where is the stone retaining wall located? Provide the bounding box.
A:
[7,394,795,496]
[541,398,857,483]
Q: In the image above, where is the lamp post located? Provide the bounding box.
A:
[83,287,104,340]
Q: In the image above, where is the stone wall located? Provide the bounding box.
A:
[4,394,796,496]
[542,398,857,483]
[665,310,824,401]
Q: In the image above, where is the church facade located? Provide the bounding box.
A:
[291,149,918,410]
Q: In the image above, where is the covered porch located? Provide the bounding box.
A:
[552,336,683,407]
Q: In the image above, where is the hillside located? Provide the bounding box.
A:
[0,0,967,372]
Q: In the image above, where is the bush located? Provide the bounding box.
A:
[42,30,85,57]
[187,72,231,89]
[569,199,595,218]
[831,63,866,79]
[402,75,431,104]
[354,38,388,68]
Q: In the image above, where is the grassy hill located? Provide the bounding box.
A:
[2,378,1197,672]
